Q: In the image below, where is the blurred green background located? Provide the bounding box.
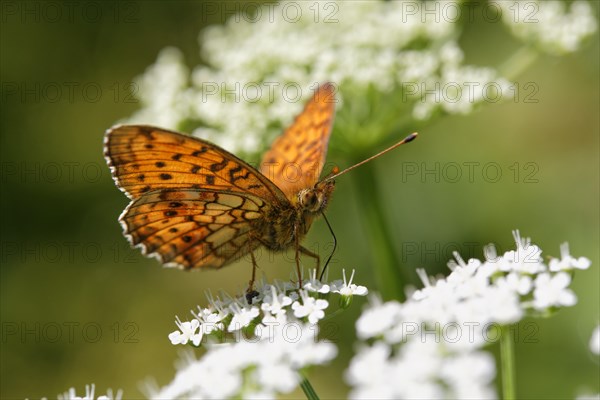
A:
[1,1,598,399]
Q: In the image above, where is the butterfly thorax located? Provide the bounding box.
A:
[256,180,335,251]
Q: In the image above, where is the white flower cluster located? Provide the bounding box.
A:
[58,384,122,400]
[168,269,367,346]
[347,336,497,399]
[498,0,598,55]
[160,270,366,399]
[346,231,591,399]
[126,0,515,155]
[153,324,336,399]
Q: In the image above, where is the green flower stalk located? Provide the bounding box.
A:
[501,325,517,400]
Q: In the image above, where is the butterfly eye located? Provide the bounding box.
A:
[300,190,319,211]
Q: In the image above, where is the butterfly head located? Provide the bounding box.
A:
[298,180,335,214]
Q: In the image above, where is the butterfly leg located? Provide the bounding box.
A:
[245,250,259,304]
[299,246,320,280]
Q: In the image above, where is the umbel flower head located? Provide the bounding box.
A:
[153,324,337,399]
[167,269,367,347]
[157,269,367,399]
[126,0,597,158]
[498,0,597,55]
[346,231,591,399]
[123,1,512,157]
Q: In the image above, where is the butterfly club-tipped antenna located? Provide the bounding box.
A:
[324,132,418,182]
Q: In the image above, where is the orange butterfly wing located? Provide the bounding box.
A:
[105,125,289,269]
[105,125,287,204]
[120,189,265,269]
[260,83,336,199]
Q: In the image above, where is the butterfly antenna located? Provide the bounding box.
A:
[319,211,337,281]
[324,132,418,182]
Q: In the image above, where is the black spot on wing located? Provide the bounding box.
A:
[210,159,228,172]
[192,147,208,157]
[229,166,244,183]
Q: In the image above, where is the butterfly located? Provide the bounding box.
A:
[104,83,417,291]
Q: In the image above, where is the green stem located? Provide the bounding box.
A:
[498,46,539,80]
[351,161,408,301]
[300,374,320,400]
[500,325,517,400]
[321,307,344,321]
